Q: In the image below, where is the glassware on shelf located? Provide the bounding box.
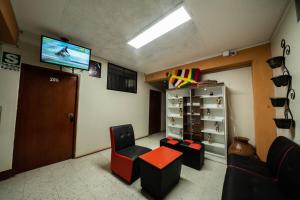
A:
[179,108,183,116]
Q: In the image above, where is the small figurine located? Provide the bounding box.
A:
[210,91,214,96]
[207,108,211,116]
[179,108,183,116]
[171,117,175,125]
[208,134,213,143]
[215,122,220,132]
[179,99,182,107]
[217,97,222,107]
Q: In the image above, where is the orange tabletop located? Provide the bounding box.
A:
[139,146,182,170]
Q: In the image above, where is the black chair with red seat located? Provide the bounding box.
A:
[110,124,151,184]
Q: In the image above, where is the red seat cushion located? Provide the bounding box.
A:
[188,143,202,150]
[167,139,179,145]
[167,136,174,140]
[184,139,194,144]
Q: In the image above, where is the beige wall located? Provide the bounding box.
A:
[271,0,300,144]
[202,67,255,145]
[0,41,156,172]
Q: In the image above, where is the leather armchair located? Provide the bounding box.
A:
[110,124,151,184]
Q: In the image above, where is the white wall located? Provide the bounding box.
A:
[0,41,156,172]
[271,0,300,144]
[202,67,255,145]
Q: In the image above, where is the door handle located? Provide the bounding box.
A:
[67,113,75,123]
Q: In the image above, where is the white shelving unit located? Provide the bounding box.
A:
[166,84,228,164]
[166,88,189,140]
[194,84,228,164]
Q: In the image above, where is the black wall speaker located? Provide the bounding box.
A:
[296,0,300,22]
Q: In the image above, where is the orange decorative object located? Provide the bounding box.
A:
[167,68,201,88]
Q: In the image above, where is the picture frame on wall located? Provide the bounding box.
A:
[88,60,101,78]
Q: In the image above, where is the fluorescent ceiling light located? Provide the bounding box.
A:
[128,6,191,49]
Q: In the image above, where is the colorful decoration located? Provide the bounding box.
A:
[167,68,201,88]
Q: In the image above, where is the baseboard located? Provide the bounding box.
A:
[0,169,13,181]
[75,134,151,159]
[75,147,111,158]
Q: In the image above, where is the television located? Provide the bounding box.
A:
[40,35,91,70]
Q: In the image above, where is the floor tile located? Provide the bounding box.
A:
[0,132,226,200]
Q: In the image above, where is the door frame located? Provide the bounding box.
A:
[148,89,162,135]
[12,63,80,174]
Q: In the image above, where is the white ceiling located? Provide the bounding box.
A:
[11,0,288,74]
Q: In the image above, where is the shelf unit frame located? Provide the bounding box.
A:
[166,83,228,164]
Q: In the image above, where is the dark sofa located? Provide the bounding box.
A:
[222,136,300,200]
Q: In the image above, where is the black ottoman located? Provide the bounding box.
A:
[160,137,181,150]
[139,146,183,199]
[179,140,205,170]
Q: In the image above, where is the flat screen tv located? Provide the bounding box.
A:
[40,35,91,70]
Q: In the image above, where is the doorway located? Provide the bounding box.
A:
[13,64,78,173]
[149,90,161,135]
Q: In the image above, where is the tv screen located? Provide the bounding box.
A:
[40,36,91,70]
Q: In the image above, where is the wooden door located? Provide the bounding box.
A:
[13,64,78,173]
[149,90,161,135]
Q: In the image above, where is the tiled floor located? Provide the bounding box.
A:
[0,133,226,200]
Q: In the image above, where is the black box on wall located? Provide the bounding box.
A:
[296,0,300,22]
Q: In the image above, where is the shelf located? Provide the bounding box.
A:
[168,124,183,129]
[197,95,223,98]
[168,106,182,109]
[168,97,183,100]
[201,129,224,135]
[167,115,183,118]
[200,116,224,122]
[200,105,223,109]
[167,132,182,139]
[203,141,225,149]
[185,113,201,116]
[185,103,201,106]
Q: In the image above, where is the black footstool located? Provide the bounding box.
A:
[179,140,205,170]
[139,146,183,199]
[160,137,181,151]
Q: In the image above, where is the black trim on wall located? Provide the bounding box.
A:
[0,169,13,181]
[296,0,300,22]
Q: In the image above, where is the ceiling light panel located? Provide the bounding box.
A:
[128,6,191,49]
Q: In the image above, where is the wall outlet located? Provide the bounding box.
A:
[222,49,237,57]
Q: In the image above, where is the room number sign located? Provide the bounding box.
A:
[1,51,21,71]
